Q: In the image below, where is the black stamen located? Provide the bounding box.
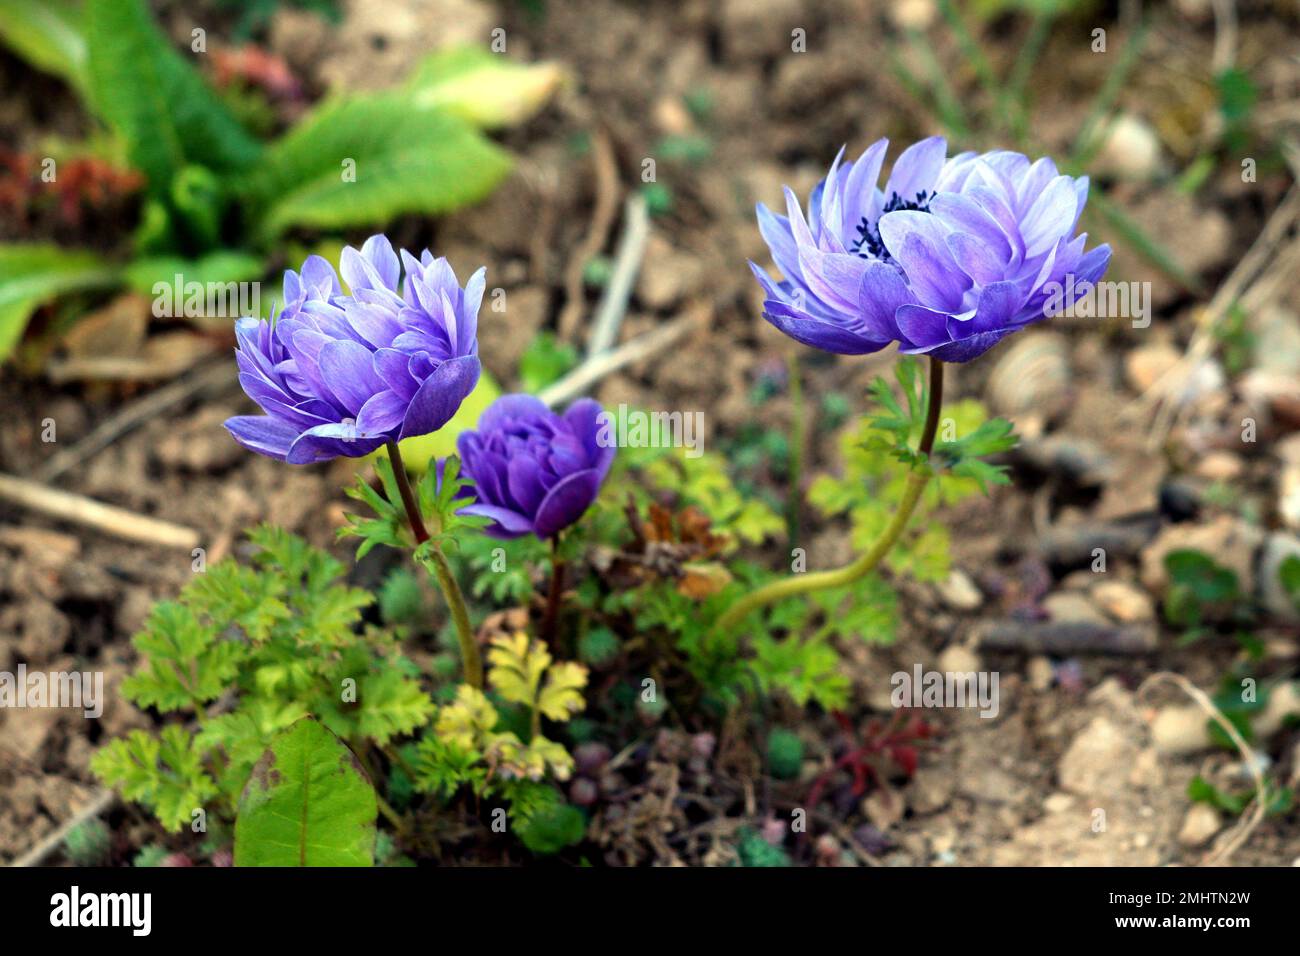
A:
[850,189,934,261]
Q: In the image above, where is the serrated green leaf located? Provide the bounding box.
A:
[122,601,244,712]
[241,92,511,240]
[91,726,217,832]
[84,0,260,194]
[234,718,377,867]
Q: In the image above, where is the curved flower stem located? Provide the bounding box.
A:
[712,356,945,636]
[539,535,566,653]
[385,441,429,544]
[386,441,484,690]
[422,544,484,690]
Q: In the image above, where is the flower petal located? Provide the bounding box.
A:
[398,354,481,441]
[224,415,299,460]
[533,469,603,538]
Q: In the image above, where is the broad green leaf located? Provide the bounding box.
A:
[84,0,260,194]
[124,251,267,307]
[242,91,512,240]
[0,0,87,94]
[0,243,117,359]
[405,46,563,129]
[234,718,377,867]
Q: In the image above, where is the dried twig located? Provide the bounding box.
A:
[35,359,237,483]
[976,619,1157,655]
[539,305,706,409]
[1138,672,1268,867]
[557,129,620,341]
[586,193,650,357]
[10,789,115,868]
[0,473,201,550]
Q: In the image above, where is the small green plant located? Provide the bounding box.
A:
[62,818,112,866]
[1188,775,1293,818]
[92,526,432,833]
[411,632,587,851]
[0,0,559,360]
[732,828,791,867]
[766,728,804,781]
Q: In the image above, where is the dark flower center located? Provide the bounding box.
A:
[851,189,934,260]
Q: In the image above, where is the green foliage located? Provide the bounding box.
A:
[0,2,544,360]
[342,454,488,559]
[240,92,511,241]
[456,532,546,605]
[62,818,112,866]
[766,728,804,781]
[0,0,87,94]
[234,718,378,867]
[810,367,1006,585]
[518,332,579,393]
[85,0,261,197]
[1278,555,1300,613]
[215,0,341,40]
[378,567,427,626]
[1162,549,1241,633]
[578,626,621,668]
[131,844,169,868]
[92,725,218,833]
[1188,775,1292,818]
[515,799,586,855]
[751,630,848,710]
[631,447,786,550]
[94,528,432,831]
[0,244,117,359]
[412,635,586,828]
[732,828,791,867]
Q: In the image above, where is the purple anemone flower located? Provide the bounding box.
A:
[456,395,615,540]
[750,136,1111,362]
[225,235,482,464]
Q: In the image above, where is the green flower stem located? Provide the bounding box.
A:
[385,441,429,545]
[713,356,945,635]
[539,535,566,654]
[386,441,484,690]
[420,543,484,690]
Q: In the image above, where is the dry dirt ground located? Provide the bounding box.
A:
[2,0,1300,866]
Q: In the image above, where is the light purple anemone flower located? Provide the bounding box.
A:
[225,235,482,464]
[750,136,1111,362]
[456,394,615,540]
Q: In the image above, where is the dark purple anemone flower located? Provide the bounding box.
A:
[750,136,1111,362]
[224,235,482,463]
[456,394,615,540]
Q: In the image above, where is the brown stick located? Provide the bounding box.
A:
[976,619,1157,656]
[35,359,237,482]
[0,474,201,550]
[557,129,620,342]
[538,306,706,409]
[9,789,116,868]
